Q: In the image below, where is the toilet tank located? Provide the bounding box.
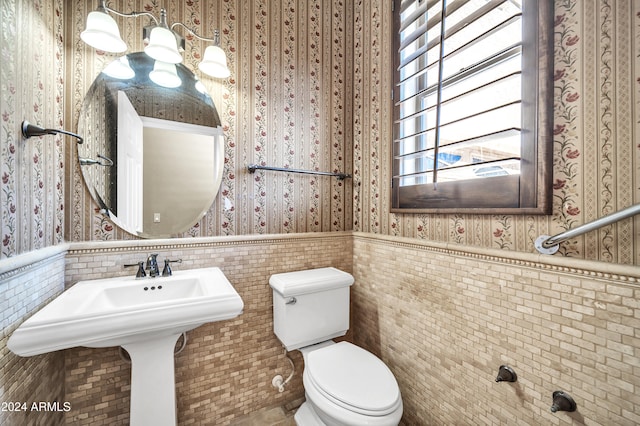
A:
[270,267,354,351]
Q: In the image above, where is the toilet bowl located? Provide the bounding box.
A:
[269,268,403,426]
[296,341,403,426]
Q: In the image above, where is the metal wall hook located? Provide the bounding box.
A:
[22,120,83,144]
[495,365,517,382]
[550,391,577,413]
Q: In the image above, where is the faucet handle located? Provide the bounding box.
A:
[124,261,146,278]
[162,259,183,276]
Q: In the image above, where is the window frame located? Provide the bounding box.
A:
[391,0,554,214]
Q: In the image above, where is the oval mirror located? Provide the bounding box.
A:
[78,52,224,238]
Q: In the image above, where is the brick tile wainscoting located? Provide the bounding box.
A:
[352,233,640,425]
[3,232,640,425]
[1,247,67,426]
[63,233,353,425]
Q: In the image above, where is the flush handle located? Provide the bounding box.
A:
[286,297,297,305]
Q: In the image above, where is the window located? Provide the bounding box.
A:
[392,0,553,213]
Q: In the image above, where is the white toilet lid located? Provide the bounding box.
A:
[306,342,401,415]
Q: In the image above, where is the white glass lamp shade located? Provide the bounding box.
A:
[144,26,182,64]
[102,56,135,80]
[198,45,231,78]
[81,10,127,53]
[149,60,182,88]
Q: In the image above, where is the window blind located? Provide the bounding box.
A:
[394,0,524,187]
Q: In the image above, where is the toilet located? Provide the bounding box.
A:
[270,267,403,426]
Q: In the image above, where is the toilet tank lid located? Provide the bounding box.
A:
[269,267,354,297]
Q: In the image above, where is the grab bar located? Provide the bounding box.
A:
[535,203,640,254]
[247,164,351,180]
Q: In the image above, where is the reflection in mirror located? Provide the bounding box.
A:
[78,52,223,238]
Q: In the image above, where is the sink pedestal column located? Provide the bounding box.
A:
[122,333,182,426]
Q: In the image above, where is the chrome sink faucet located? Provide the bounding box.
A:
[124,255,182,278]
[146,253,160,277]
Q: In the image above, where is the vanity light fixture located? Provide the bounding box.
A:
[144,13,182,64]
[81,0,231,79]
[80,2,127,53]
[198,30,230,78]
[21,121,83,144]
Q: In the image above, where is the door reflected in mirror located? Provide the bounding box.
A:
[78,52,224,238]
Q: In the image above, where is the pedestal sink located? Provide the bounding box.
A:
[8,267,244,426]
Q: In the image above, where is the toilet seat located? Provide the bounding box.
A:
[305,342,401,416]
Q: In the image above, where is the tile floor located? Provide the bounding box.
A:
[229,398,302,425]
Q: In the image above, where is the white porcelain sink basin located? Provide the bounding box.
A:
[8,266,243,425]
[8,266,244,356]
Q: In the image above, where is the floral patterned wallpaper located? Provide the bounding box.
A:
[352,0,640,265]
[66,0,352,241]
[0,0,65,259]
[1,0,639,265]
